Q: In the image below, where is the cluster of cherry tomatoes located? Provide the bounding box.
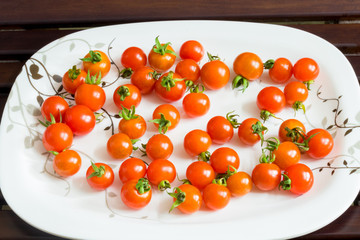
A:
[39,35,334,214]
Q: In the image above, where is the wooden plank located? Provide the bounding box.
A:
[0,61,24,89]
[1,0,360,26]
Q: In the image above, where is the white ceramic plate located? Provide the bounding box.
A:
[1,20,360,240]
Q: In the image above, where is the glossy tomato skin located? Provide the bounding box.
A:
[64,105,95,136]
[293,58,319,82]
[182,92,210,118]
[256,86,286,113]
[119,114,146,139]
[148,44,176,72]
[121,47,147,71]
[146,159,176,186]
[154,72,186,102]
[86,163,114,190]
[106,133,133,160]
[175,59,201,82]
[237,118,265,146]
[306,128,334,159]
[41,96,69,122]
[146,134,173,161]
[152,104,180,131]
[113,84,142,110]
[252,163,281,191]
[273,141,301,170]
[203,183,231,210]
[82,50,111,77]
[233,52,263,80]
[207,116,234,144]
[173,184,202,214]
[268,58,293,83]
[119,157,147,183]
[53,149,81,177]
[42,123,73,152]
[283,163,314,195]
[284,81,308,105]
[75,83,106,112]
[278,119,306,143]
[131,66,157,94]
[121,179,152,209]
[227,171,252,197]
[184,129,212,157]
[210,147,240,174]
[201,60,230,90]
[62,67,87,94]
[179,40,204,62]
[186,161,215,190]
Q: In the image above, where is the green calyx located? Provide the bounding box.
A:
[85,70,102,85]
[259,137,280,164]
[294,132,319,153]
[304,80,314,90]
[158,180,171,191]
[226,111,241,128]
[198,151,211,162]
[189,83,205,93]
[215,165,238,181]
[285,127,306,143]
[160,71,183,91]
[120,68,133,79]
[68,65,81,80]
[279,173,292,191]
[207,52,221,61]
[260,110,283,122]
[149,113,171,134]
[153,36,177,57]
[81,50,102,64]
[212,177,227,186]
[252,121,268,145]
[232,75,249,93]
[39,112,61,127]
[292,101,306,114]
[136,178,151,194]
[264,59,275,69]
[168,187,186,213]
[118,105,139,121]
[148,70,161,80]
[87,162,105,179]
[117,86,130,101]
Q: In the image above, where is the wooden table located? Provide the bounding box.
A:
[0,1,359,239]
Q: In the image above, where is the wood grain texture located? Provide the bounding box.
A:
[1,0,360,25]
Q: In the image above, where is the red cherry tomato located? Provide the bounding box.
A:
[41,96,69,123]
[284,81,308,112]
[169,184,202,214]
[131,66,158,94]
[266,58,293,84]
[210,147,240,174]
[154,72,186,102]
[121,178,152,209]
[238,118,266,146]
[179,40,204,62]
[106,133,133,160]
[148,37,176,72]
[62,65,87,94]
[182,91,210,118]
[207,115,234,144]
[293,57,319,82]
[186,161,215,190]
[118,109,146,139]
[113,84,142,110]
[184,129,212,157]
[227,171,252,197]
[121,46,147,71]
[146,159,176,189]
[145,134,173,161]
[256,86,286,118]
[152,104,180,133]
[175,59,201,82]
[278,119,306,143]
[119,157,147,183]
[201,58,230,90]
[42,123,73,152]
[273,141,301,170]
[306,128,334,159]
[203,183,231,210]
[252,163,281,191]
[233,52,263,81]
[81,50,111,77]
[53,149,81,177]
[64,105,95,136]
[75,81,106,112]
[86,162,114,190]
[281,163,314,195]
